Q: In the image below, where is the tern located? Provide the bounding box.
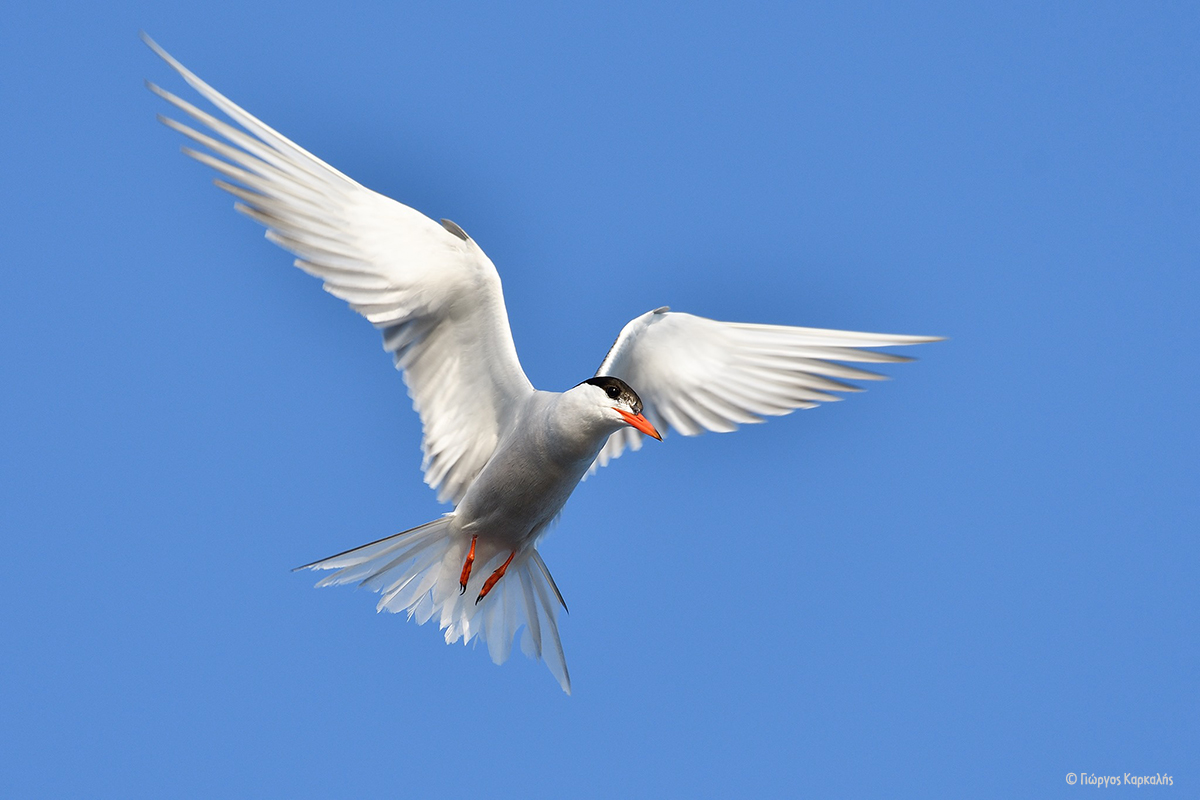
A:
[145,34,940,692]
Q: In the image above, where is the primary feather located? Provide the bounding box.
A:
[144,34,533,506]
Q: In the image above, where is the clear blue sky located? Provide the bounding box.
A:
[3,2,1196,797]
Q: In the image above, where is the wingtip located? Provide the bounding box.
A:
[884,334,946,346]
[144,81,173,102]
[140,30,167,59]
[292,555,337,572]
[140,31,192,78]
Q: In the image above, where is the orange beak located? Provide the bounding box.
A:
[614,407,662,440]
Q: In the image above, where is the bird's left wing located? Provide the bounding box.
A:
[144,35,534,504]
[591,307,941,469]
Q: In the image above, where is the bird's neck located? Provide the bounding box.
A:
[541,392,620,467]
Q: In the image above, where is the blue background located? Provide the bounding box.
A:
[3,2,1196,797]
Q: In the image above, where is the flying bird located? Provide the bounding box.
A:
[144,34,940,693]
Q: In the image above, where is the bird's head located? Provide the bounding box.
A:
[573,376,662,440]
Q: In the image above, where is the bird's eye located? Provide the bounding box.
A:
[606,385,621,400]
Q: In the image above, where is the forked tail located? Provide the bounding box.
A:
[294,515,571,693]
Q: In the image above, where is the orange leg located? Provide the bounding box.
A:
[476,550,516,605]
[458,535,477,595]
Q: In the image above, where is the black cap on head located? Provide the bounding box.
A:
[580,376,643,415]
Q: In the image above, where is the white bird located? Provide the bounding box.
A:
[144,34,940,693]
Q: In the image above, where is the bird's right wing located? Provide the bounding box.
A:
[145,35,534,505]
[591,308,940,469]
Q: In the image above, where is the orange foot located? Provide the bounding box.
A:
[458,535,477,595]
[476,550,516,605]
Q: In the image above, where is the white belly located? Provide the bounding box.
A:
[452,395,611,550]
